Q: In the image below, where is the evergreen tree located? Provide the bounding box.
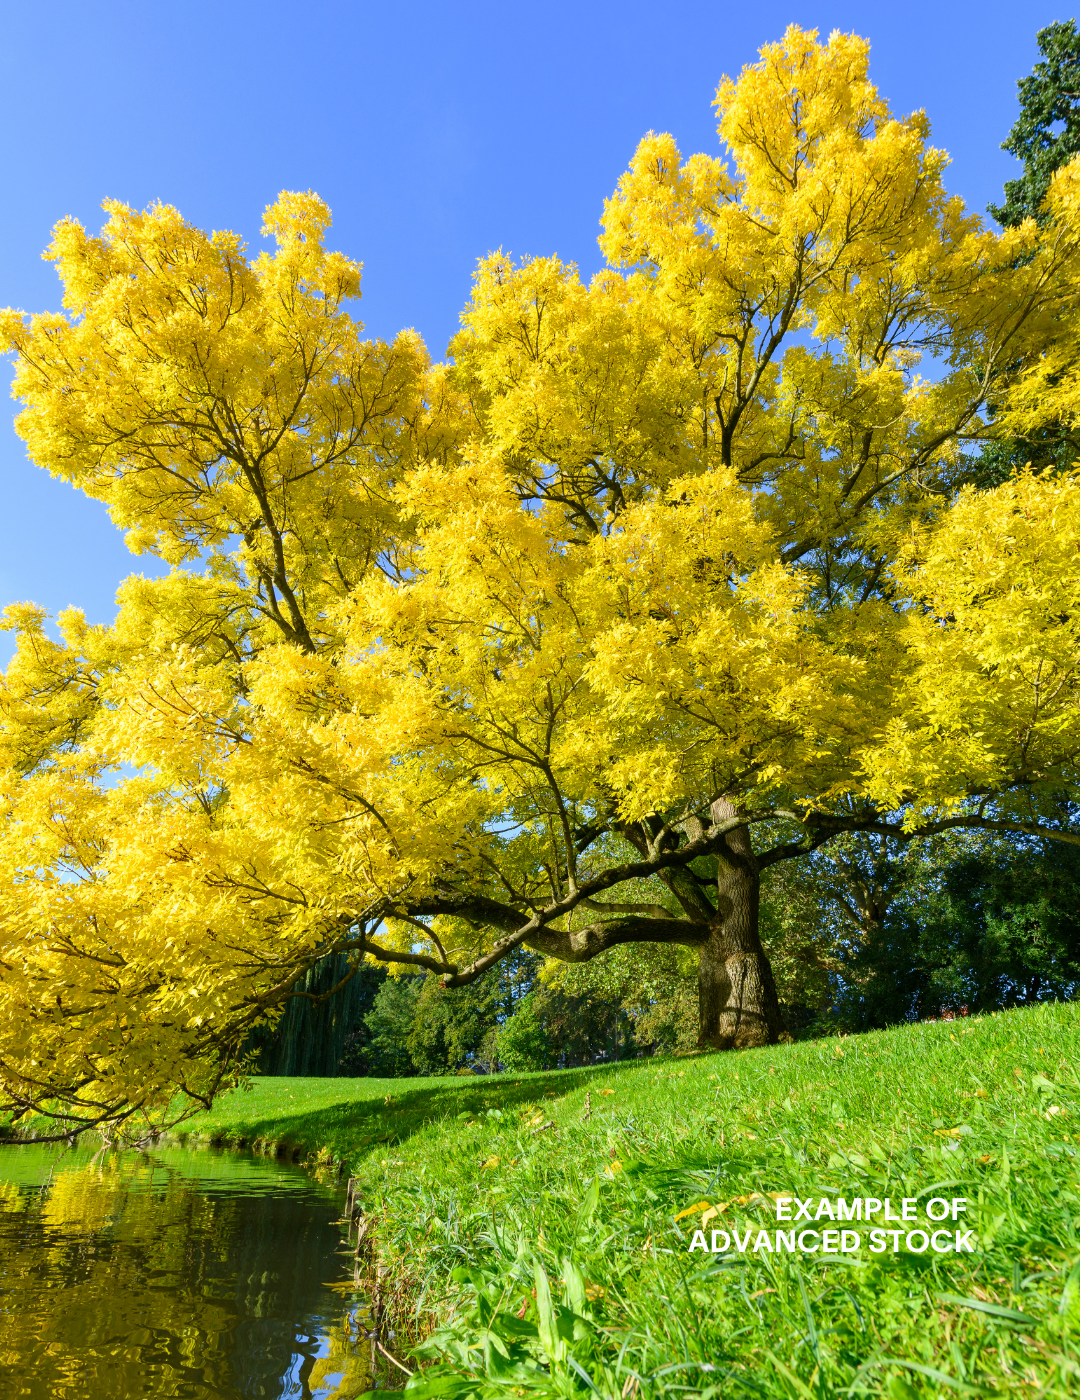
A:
[360,976,423,1077]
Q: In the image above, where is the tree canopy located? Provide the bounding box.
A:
[3,25,1080,1140]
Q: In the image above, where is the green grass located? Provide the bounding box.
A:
[182,1002,1080,1398]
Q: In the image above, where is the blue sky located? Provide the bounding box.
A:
[0,0,1067,660]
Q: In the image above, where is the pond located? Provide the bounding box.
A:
[0,1140,390,1398]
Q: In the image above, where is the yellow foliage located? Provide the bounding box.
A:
[865,470,1080,817]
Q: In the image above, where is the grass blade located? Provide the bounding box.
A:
[934,1292,1037,1326]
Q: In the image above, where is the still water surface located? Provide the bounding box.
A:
[0,1141,380,1398]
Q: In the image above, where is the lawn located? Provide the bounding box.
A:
[182,1001,1080,1398]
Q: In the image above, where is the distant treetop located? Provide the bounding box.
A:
[991,19,1080,227]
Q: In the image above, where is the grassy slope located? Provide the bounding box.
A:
[183,1002,1080,1398]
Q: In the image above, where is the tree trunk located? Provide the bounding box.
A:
[698,805,786,1050]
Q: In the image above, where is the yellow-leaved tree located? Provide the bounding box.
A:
[3,26,1080,1139]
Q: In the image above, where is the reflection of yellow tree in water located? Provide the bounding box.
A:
[2,1155,234,1395]
[0,1179,27,1213]
[309,1318,374,1400]
[0,1149,363,1399]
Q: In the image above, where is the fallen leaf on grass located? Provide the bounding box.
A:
[675,1199,720,1222]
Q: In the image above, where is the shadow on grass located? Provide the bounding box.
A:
[191,1055,671,1164]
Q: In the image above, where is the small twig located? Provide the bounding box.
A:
[376,1338,414,1376]
[532,1119,556,1136]
[583,1091,591,1122]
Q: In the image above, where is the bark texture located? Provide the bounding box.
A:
[697,803,786,1050]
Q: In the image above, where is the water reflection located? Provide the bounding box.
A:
[0,1142,378,1398]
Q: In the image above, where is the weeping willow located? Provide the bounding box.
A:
[257,956,383,1077]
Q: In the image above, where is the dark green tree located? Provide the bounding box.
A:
[922,837,1080,1012]
[978,19,1080,487]
[360,975,424,1077]
[542,941,697,1057]
[814,832,1080,1029]
[408,949,541,1074]
[990,19,1080,227]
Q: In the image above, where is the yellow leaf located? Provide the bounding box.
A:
[674,1199,713,1221]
